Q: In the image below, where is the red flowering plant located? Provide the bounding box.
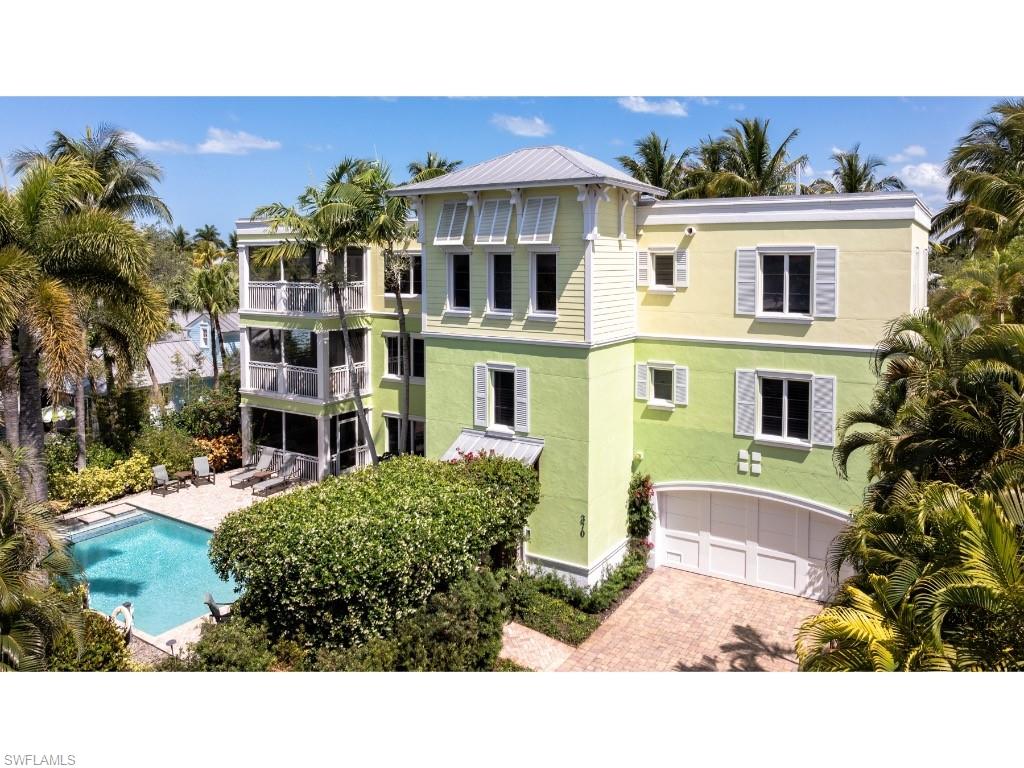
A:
[626,472,655,541]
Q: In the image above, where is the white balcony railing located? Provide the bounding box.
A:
[247,362,318,398]
[329,362,368,399]
[245,281,366,314]
[331,446,370,475]
[251,446,320,482]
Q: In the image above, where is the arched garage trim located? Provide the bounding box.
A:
[652,481,851,524]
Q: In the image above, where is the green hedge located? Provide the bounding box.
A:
[514,589,600,647]
[165,378,240,438]
[48,610,133,672]
[210,455,539,649]
[50,452,151,507]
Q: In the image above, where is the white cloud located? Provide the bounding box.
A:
[831,146,845,156]
[123,131,189,154]
[617,96,687,117]
[696,97,719,106]
[197,128,281,155]
[899,162,949,208]
[490,114,553,137]
[728,103,746,111]
[888,144,926,163]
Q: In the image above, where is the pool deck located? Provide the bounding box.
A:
[62,468,306,663]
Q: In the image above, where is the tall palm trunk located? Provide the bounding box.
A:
[205,304,220,389]
[392,281,410,455]
[74,377,87,471]
[87,372,101,435]
[145,357,163,408]
[214,313,228,375]
[1,333,18,448]
[16,324,46,501]
[331,279,378,468]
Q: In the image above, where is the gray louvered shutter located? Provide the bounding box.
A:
[636,250,650,286]
[675,249,689,288]
[635,363,648,400]
[536,197,558,243]
[736,248,757,315]
[435,203,455,244]
[735,369,756,437]
[673,366,688,406]
[814,247,838,318]
[812,375,836,446]
[450,202,469,243]
[473,364,487,427]
[475,200,497,244]
[514,367,530,433]
[518,198,541,243]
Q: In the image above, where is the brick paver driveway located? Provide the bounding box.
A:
[558,568,821,671]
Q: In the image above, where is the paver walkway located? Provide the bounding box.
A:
[558,568,820,671]
[499,622,574,671]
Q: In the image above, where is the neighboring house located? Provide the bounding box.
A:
[236,144,931,598]
[131,332,215,409]
[173,310,240,366]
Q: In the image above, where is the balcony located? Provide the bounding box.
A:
[246,360,368,401]
[248,445,370,483]
[245,281,366,315]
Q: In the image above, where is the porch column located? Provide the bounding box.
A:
[239,327,250,390]
[317,413,330,480]
[238,245,249,312]
[240,405,252,463]
[317,331,329,401]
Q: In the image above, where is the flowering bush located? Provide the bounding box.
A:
[209,454,539,649]
[193,434,242,472]
[50,452,152,507]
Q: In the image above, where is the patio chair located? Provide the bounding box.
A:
[251,455,300,497]
[230,447,274,487]
[204,593,234,624]
[192,456,216,486]
[151,465,180,495]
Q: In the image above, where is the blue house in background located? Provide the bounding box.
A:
[172,311,240,367]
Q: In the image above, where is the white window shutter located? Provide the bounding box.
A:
[814,246,838,318]
[675,249,689,288]
[473,364,487,427]
[435,203,454,245]
[635,363,649,400]
[735,369,756,437]
[536,197,558,243]
[435,202,469,245]
[636,250,650,286]
[514,367,530,433]
[673,366,688,406]
[518,197,558,244]
[736,248,757,315]
[474,200,497,244]
[812,375,836,446]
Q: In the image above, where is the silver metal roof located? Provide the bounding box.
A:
[173,310,241,334]
[131,335,214,387]
[390,145,666,197]
[441,428,544,465]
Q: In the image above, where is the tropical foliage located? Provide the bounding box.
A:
[49,450,152,507]
[931,239,1024,323]
[170,248,238,388]
[809,144,905,194]
[48,608,133,672]
[616,131,688,196]
[407,152,461,183]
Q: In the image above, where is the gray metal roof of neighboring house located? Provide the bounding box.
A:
[390,145,666,197]
[440,428,544,465]
[131,336,214,388]
[172,310,240,334]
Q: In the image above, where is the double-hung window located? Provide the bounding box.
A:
[531,252,557,316]
[473,363,530,433]
[652,253,674,288]
[199,323,210,348]
[448,252,471,312]
[491,369,516,429]
[385,335,425,380]
[489,253,513,313]
[759,375,810,444]
[761,252,811,316]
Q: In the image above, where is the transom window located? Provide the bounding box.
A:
[761,252,811,315]
[532,253,557,314]
[490,253,513,312]
[759,376,810,443]
[449,253,471,311]
[492,369,516,428]
[653,253,674,287]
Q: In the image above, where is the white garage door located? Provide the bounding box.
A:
[657,489,847,601]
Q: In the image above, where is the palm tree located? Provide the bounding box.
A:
[0,444,83,671]
[252,158,379,467]
[355,163,416,454]
[170,257,238,389]
[14,127,170,471]
[676,136,728,199]
[407,152,462,183]
[933,99,1024,251]
[616,131,687,196]
[193,224,226,248]
[170,225,190,254]
[709,118,808,197]
[809,144,905,194]
[931,246,1024,323]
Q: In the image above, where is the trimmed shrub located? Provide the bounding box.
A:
[166,378,240,438]
[311,569,506,671]
[48,611,132,672]
[193,434,242,472]
[174,619,276,671]
[210,455,538,648]
[86,442,124,470]
[132,425,198,474]
[44,432,77,484]
[50,452,151,506]
[514,588,600,647]
[627,472,655,540]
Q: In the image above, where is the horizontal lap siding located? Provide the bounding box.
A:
[591,237,637,343]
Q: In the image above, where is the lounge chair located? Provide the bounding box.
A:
[230,447,275,487]
[252,455,300,497]
[192,456,216,485]
[151,465,180,495]
[204,593,234,624]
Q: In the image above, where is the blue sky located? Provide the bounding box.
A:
[0,97,999,237]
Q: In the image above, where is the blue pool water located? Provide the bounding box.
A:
[70,512,237,635]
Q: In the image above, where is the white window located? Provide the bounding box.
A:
[474,363,529,433]
[735,369,836,449]
[760,252,812,316]
[474,198,513,245]
[389,253,422,296]
[518,196,559,245]
[385,414,425,456]
[635,362,688,409]
[447,252,471,312]
[639,249,688,290]
[199,323,210,348]
[434,201,469,246]
[529,252,557,317]
[384,335,425,380]
[736,246,838,319]
[488,252,513,314]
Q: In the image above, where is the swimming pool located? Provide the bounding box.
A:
[70,511,237,636]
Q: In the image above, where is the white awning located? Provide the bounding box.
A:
[441,429,544,466]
